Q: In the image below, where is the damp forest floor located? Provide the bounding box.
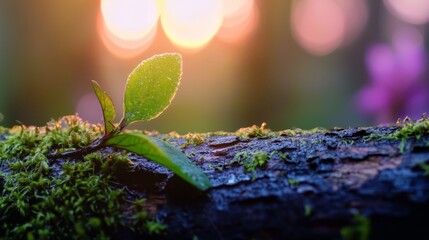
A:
[1,116,429,239]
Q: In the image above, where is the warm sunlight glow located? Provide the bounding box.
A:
[291,0,346,55]
[384,0,429,24]
[98,16,157,58]
[160,0,223,50]
[99,0,158,57]
[217,0,258,43]
[101,0,158,41]
[222,0,253,28]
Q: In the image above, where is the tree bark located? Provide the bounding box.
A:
[116,125,429,240]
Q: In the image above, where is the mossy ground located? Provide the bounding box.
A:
[0,116,164,239]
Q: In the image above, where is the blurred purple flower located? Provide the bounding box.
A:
[356,27,429,123]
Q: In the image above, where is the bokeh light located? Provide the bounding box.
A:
[160,0,223,50]
[291,0,346,55]
[384,0,429,24]
[99,0,159,57]
[217,0,258,43]
[2,1,429,132]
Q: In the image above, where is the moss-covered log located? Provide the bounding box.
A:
[1,116,429,239]
[143,121,429,240]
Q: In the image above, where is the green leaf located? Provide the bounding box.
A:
[106,132,211,190]
[123,53,182,125]
[92,80,116,133]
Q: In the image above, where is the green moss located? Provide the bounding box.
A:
[287,178,299,186]
[235,123,277,138]
[363,116,429,152]
[180,133,206,148]
[373,116,429,153]
[145,220,167,235]
[367,116,429,142]
[234,150,269,172]
[0,116,164,239]
[161,123,326,146]
[279,127,327,137]
[340,213,370,240]
[393,116,429,140]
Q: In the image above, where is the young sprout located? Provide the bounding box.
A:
[56,53,211,191]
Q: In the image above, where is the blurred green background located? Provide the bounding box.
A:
[0,0,428,133]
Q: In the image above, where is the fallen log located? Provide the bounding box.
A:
[1,118,429,240]
[119,121,429,240]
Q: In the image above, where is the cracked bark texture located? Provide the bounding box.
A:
[114,125,429,240]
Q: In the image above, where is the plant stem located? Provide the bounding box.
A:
[48,119,127,160]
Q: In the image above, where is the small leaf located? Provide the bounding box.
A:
[106,132,211,190]
[92,80,116,133]
[123,53,182,125]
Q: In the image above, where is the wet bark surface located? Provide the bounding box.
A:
[116,125,429,240]
[2,124,429,239]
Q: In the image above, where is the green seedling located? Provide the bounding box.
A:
[54,53,211,191]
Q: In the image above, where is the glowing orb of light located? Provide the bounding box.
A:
[98,17,157,58]
[291,0,346,55]
[384,0,429,24]
[160,0,223,50]
[217,0,258,43]
[99,0,159,57]
[101,0,158,41]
